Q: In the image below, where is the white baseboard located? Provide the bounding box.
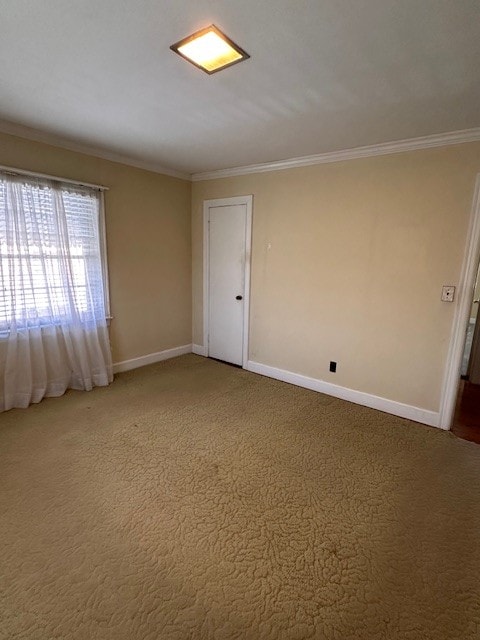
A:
[113,344,192,374]
[192,344,208,356]
[246,360,442,429]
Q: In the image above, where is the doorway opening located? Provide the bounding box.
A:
[460,258,480,382]
[452,257,480,443]
[440,174,480,434]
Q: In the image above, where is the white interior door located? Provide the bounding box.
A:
[206,197,252,366]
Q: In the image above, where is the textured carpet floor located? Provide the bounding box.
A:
[1,354,479,639]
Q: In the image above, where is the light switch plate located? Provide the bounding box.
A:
[441,285,455,302]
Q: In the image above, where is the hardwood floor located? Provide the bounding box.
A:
[451,379,480,444]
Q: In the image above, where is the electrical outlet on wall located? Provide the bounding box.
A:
[441,286,455,302]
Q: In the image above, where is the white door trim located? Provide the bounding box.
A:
[203,195,253,368]
[439,173,480,429]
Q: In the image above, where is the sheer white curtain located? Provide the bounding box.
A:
[0,172,113,411]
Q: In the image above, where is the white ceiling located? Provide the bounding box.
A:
[0,0,479,176]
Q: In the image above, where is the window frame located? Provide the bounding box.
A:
[0,165,111,331]
[98,190,112,322]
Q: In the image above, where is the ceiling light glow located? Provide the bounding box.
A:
[171,25,249,74]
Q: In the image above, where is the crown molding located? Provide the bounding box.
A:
[1,120,479,184]
[192,127,480,181]
[0,120,191,181]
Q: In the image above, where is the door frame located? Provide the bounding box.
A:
[203,195,253,368]
[439,173,480,429]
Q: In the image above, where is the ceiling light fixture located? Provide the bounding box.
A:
[170,25,249,74]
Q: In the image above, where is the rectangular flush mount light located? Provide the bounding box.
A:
[170,25,249,74]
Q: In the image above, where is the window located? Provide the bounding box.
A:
[0,173,109,332]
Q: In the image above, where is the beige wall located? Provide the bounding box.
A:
[0,131,192,364]
[192,143,480,412]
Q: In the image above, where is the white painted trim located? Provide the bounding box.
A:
[192,344,208,356]
[242,200,253,367]
[192,128,480,181]
[438,174,480,429]
[203,195,253,368]
[113,344,192,374]
[0,119,190,181]
[247,360,442,429]
[202,201,210,360]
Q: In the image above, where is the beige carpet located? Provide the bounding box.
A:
[1,354,479,639]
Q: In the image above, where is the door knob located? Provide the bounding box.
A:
[235,295,243,300]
